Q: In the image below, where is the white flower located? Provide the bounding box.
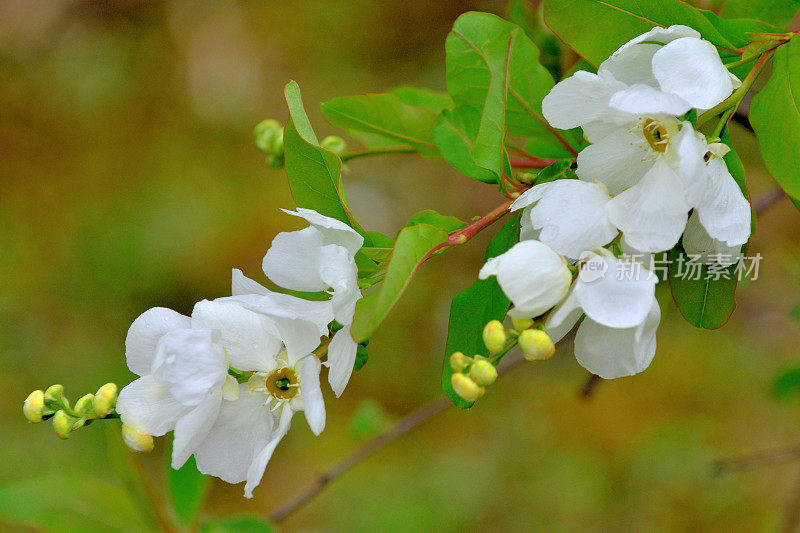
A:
[262,208,364,396]
[545,250,660,379]
[478,240,572,318]
[117,306,237,470]
[510,179,618,259]
[189,290,329,498]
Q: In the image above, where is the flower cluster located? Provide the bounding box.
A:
[477,26,751,381]
[115,208,363,498]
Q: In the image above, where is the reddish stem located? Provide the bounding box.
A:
[508,156,559,168]
[423,200,512,262]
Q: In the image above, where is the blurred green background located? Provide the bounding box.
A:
[3,0,800,531]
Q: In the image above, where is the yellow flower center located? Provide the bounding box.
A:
[264,367,299,400]
[642,118,669,153]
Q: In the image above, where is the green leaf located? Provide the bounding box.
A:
[321,93,440,157]
[167,455,210,526]
[406,209,467,232]
[721,0,800,28]
[354,344,369,372]
[751,37,800,201]
[283,81,368,240]
[389,86,454,113]
[667,133,747,329]
[435,105,499,183]
[446,12,574,163]
[0,474,151,533]
[442,214,519,408]
[532,159,574,185]
[350,223,449,342]
[542,0,778,67]
[772,365,800,400]
[201,515,275,533]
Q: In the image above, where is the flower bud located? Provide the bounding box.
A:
[23,390,45,423]
[52,410,76,440]
[320,135,347,155]
[518,329,555,361]
[122,425,154,453]
[449,351,472,372]
[469,359,498,387]
[93,383,118,417]
[254,119,284,153]
[74,394,96,418]
[482,320,507,354]
[44,384,68,409]
[511,317,534,331]
[451,373,484,402]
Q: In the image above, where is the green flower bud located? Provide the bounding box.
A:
[517,171,536,184]
[450,373,484,402]
[469,359,498,387]
[511,317,534,331]
[449,351,472,372]
[44,384,68,410]
[254,119,284,154]
[23,390,45,423]
[93,383,118,417]
[52,410,76,440]
[518,329,555,361]
[74,394,96,418]
[122,425,154,453]
[482,320,507,354]
[320,135,347,155]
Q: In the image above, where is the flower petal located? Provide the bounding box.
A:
[542,70,628,130]
[576,127,654,195]
[682,211,743,266]
[617,25,701,52]
[125,308,191,376]
[283,208,364,255]
[191,299,282,371]
[608,84,692,116]
[327,327,358,397]
[672,124,709,207]
[544,289,583,344]
[116,376,188,436]
[479,240,571,318]
[574,254,656,328]
[150,329,228,406]
[193,386,275,484]
[605,159,690,252]
[694,157,751,247]
[262,226,326,292]
[519,180,617,259]
[231,268,270,296]
[653,37,734,110]
[298,355,325,435]
[171,390,222,470]
[318,244,360,325]
[573,299,660,379]
[244,406,294,498]
[599,43,660,87]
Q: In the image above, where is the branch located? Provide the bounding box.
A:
[713,442,800,476]
[782,468,800,533]
[509,156,559,168]
[268,355,528,523]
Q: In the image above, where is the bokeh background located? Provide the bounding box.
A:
[3,0,800,531]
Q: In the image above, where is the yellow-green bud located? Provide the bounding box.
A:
[449,351,472,372]
[482,320,507,354]
[52,410,75,440]
[93,383,118,417]
[469,359,498,387]
[451,373,485,402]
[122,425,154,453]
[511,317,534,331]
[254,119,284,154]
[517,172,536,184]
[320,135,347,155]
[74,394,95,418]
[44,384,68,409]
[518,329,556,361]
[23,390,45,423]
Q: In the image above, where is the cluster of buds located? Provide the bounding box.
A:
[254,119,285,168]
[449,317,557,403]
[23,383,119,440]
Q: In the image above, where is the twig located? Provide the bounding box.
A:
[509,156,559,168]
[754,186,786,215]
[713,442,800,475]
[268,356,527,522]
[579,374,601,400]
